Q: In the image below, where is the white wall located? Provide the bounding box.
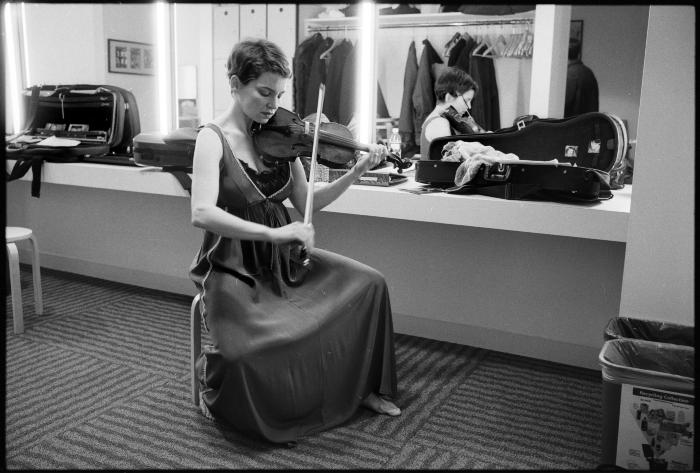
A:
[102,4,158,133]
[22,4,104,85]
[619,6,695,325]
[19,3,159,132]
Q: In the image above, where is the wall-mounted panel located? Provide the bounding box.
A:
[213,4,240,117]
[239,4,267,39]
[267,4,297,111]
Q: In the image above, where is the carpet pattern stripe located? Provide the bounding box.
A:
[5,266,605,469]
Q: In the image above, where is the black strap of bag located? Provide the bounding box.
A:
[162,166,192,194]
[6,142,108,197]
[6,155,45,197]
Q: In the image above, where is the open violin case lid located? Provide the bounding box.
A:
[414,112,628,202]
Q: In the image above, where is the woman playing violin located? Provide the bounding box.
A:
[189,38,400,445]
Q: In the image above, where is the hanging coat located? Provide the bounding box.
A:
[323,39,353,123]
[469,55,500,131]
[303,37,334,118]
[293,34,325,115]
[450,34,477,75]
[411,39,443,141]
[337,45,357,126]
[398,41,419,151]
[446,36,467,68]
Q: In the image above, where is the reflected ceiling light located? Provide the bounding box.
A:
[155,1,173,133]
[355,1,376,144]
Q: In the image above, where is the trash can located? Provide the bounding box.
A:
[599,339,694,471]
[604,317,694,347]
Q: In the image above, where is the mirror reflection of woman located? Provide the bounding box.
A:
[189,38,400,446]
[420,67,485,159]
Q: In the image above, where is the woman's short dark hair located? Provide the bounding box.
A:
[226,38,291,85]
[434,67,478,101]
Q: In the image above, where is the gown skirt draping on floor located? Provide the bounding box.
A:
[189,123,397,444]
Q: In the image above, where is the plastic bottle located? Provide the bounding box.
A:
[388,127,402,159]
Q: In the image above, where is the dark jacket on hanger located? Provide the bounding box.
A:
[469,55,500,131]
[399,41,419,150]
[323,39,353,123]
[450,34,477,75]
[303,37,334,118]
[446,36,467,68]
[293,34,324,115]
[337,45,357,126]
[336,44,391,127]
[412,39,443,141]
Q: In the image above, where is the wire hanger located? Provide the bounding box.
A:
[319,37,339,60]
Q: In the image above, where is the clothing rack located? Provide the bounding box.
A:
[306,17,533,33]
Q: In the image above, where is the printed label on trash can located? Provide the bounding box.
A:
[616,384,694,470]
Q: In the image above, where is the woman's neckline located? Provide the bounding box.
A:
[213,122,274,174]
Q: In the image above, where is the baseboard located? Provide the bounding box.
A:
[393,312,602,371]
[18,250,601,369]
[18,249,197,297]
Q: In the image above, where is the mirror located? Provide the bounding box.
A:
[173,3,646,160]
[8,3,647,164]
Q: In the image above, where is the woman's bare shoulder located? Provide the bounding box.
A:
[194,125,223,161]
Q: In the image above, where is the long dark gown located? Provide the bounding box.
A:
[189,123,397,444]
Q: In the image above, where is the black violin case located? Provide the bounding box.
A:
[132,127,200,193]
[414,112,628,202]
[6,84,141,197]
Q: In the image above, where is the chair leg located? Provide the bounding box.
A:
[28,234,43,315]
[190,294,202,406]
[7,243,24,334]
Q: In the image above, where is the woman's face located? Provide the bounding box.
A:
[233,71,287,123]
[449,89,475,115]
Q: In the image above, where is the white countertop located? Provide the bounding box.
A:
[7,160,631,242]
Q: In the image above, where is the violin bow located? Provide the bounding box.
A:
[301,82,326,267]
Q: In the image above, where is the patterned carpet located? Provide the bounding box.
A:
[4,266,604,469]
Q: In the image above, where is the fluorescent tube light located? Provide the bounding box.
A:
[4,2,23,134]
[155,1,172,133]
[355,1,376,144]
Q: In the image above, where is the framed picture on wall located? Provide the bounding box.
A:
[569,20,584,61]
[108,39,154,75]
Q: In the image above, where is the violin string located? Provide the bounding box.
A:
[294,123,366,150]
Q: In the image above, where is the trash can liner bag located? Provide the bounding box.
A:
[604,317,694,347]
[599,339,695,394]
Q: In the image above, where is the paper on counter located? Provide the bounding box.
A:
[37,136,81,147]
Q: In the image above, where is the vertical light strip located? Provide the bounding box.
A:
[155,1,172,133]
[355,1,376,144]
[20,2,30,86]
[4,2,22,133]
[172,4,180,126]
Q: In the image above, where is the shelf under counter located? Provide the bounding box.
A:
[6,159,631,242]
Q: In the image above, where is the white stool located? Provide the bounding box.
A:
[190,293,201,405]
[6,227,43,334]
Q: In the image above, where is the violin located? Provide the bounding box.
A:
[251,107,412,172]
